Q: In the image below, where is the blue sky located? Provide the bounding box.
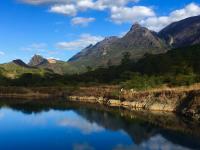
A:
[0,0,200,63]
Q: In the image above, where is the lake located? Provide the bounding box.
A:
[0,98,199,150]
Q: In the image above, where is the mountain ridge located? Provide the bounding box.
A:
[68,23,168,69]
[159,15,200,48]
[1,15,200,75]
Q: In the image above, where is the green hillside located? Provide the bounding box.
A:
[0,44,200,89]
[36,61,80,75]
[65,44,200,89]
[0,62,53,78]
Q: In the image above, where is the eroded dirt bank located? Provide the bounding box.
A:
[0,85,200,121]
[68,85,200,121]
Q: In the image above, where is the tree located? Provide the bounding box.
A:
[121,52,131,66]
[86,66,92,72]
[107,59,113,67]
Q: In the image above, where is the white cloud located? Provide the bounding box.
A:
[95,0,140,10]
[71,17,95,26]
[49,4,77,16]
[77,0,95,10]
[20,0,141,16]
[57,34,104,50]
[19,0,68,5]
[59,117,104,134]
[141,3,200,31]
[20,1,200,32]
[48,0,141,14]
[0,51,5,56]
[110,6,155,24]
[114,134,191,150]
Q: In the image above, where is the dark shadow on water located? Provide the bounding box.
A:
[0,98,200,150]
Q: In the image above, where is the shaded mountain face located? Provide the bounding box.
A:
[68,23,168,69]
[159,15,200,48]
[28,55,48,67]
[68,44,94,62]
[28,55,79,75]
[112,23,168,58]
[68,36,119,63]
[13,59,32,68]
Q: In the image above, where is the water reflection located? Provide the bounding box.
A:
[0,98,199,150]
[58,114,104,134]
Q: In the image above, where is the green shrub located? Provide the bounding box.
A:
[169,73,198,86]
[121,73,163,90]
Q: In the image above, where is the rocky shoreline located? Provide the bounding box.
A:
[0,85,200,121]
[67,86,200,121]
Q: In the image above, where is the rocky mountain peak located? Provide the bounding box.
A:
[125,23,152,39]
[68,23,168,67]
[28,54,47,67]
[130,22,143,31]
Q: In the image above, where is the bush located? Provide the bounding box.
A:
[168,73,198,86]
[121,73,163,90]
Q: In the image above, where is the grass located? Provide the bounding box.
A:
[0,62,52,78]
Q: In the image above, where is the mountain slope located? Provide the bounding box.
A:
[159,15,200,48]
[0,59,52,78]
[68,37,119,63]
[72,44,200,85]
[28,55,79,74]
[2,16,200,75]
[68,23,168,70]
[28,55,48,67]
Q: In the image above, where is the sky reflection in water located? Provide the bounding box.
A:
[0,106,198,150]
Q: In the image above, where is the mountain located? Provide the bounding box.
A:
[28,55,79,74]
[1,16,200,75]
[71,44,200,84]
[159,15,200,48]
[68,23,168,70]
[28,55,48,67]
[69,16,200,71]
[13,59,34,68]
[68,37,119,62]
[0,59,52,78]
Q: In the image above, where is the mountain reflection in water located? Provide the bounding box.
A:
[0,98,199,150]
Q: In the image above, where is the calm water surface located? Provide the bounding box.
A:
[0,99,199,150]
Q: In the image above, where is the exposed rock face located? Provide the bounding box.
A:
[69,37,120,64]
[68,16,200,71]
[69,36,119,63]
[67,86,200,121]
[28,55,48,67]
[159,15,200,48]
[68,36,120,70]
[121,23,167,53]
[47,59,57,64]
[178,91,200,121]
[113,23,168,58]
[68,44,94,62]
[68,24,168,69]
